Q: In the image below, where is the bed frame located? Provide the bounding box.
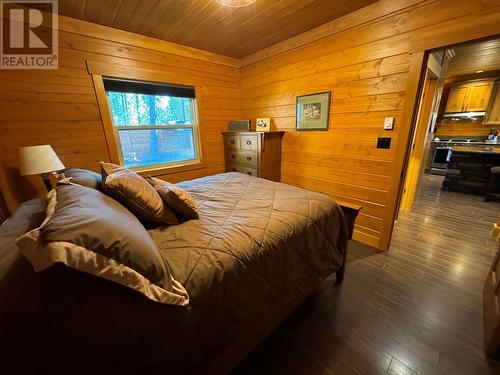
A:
[199,204,360,374]
[0,161,360,373]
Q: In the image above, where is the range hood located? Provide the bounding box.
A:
[443,111,486,119]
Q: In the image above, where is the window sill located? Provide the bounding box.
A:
[134,160,206,178]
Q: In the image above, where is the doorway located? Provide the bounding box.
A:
[397,37,500,214]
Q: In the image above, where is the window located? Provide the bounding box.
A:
[104,78,201,170]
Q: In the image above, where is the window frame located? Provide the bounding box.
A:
[92,73,206,177]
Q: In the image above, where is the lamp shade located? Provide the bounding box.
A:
[18,145,65,176]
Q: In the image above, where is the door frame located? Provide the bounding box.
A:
[399,69,438,212]
[385,36,500,250]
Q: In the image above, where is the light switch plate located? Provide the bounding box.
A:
[384,117,395,130]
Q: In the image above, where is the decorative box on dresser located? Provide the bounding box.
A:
[222,131,284,182]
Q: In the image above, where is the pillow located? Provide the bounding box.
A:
[58,168,102,190]
[100,162,178,225]
[16,184,189,306]
[146,176,199,220]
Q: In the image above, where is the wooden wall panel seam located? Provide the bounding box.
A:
[241,1,500,249]
[240,0,499,68]
[240,54,412,91]
[60,14,241,68]
[240,0,426,66]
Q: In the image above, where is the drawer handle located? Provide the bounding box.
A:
[246,140,252,145]
[230,140,235,144]
[231,154,235,159]
[246,171,252,175]
[246,156,252,161]
[232,168,236,172]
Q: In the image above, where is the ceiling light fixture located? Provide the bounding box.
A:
[475,70,484,73]
[216,0,256,7]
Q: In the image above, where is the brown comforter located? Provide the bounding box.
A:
[0,172,348,372]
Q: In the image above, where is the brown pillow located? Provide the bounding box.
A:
[16,185,189,306]
[100,162,178,225]
[146,176,199,220]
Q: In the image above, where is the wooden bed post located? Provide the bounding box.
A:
[336,205,361,285]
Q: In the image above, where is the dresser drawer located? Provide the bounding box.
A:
[222,131,283,182]
[226,150,258,166]
[226,135,241,149]
[240,135,258,151]
[228,163,259,177]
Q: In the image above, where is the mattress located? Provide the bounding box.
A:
[0,172,348,371]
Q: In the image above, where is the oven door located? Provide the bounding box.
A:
[432,147,451,169]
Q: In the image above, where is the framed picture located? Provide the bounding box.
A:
[256,117,271,132]
[296,92,331,131]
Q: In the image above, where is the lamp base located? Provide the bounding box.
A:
[40,173,52,192]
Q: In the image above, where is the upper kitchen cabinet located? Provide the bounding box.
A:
[467,81,495,111]
[445,85,469,112]
[444,79,495,113]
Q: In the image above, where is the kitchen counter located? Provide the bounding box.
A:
[442,147,500,195]
[451,145,500,154]
[431,140,499,146]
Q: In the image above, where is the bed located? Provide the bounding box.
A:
[0,172,358,373]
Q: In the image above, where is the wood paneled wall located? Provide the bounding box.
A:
[240,0,500,249]
[1,0,499,251]
[434,119,494,137]
[0,15,241,212]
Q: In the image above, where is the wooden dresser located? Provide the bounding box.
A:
[222,131,284,182]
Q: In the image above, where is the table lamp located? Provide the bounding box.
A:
[19,145,65,191]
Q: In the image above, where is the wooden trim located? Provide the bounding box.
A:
[90,70,208,176]
[136,161,207,178]
[240,2,500,66]
[193,86,208,172]
[86,61,200,87]
[353,230,380,249]
[59,16,240,68]
[399,73,438,212]
[409,12,500,53]
[0,156,23,215]
[240,0,423,66]
[0,9,240,68]
[382,51,427,250]
[91,74,121,164]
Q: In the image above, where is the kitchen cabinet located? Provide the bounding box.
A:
[467,82,495,111]
[444,80,495,113]
[445,85,469,113]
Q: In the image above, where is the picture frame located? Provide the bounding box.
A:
[256,117,271,132]
[296,92,331,131]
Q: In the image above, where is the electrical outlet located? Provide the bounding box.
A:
[384,117,395,130]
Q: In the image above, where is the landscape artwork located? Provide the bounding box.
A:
[296,92,331,130]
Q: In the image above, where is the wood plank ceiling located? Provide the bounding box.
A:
[446,38,500,78]
[34,0,377,58]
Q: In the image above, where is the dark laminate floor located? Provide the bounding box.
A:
[234,174,500,374]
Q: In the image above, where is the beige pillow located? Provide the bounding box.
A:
[146,176,199,220]
[100,162,178,225]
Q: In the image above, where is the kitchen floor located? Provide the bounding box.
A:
[234,173,500,374]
